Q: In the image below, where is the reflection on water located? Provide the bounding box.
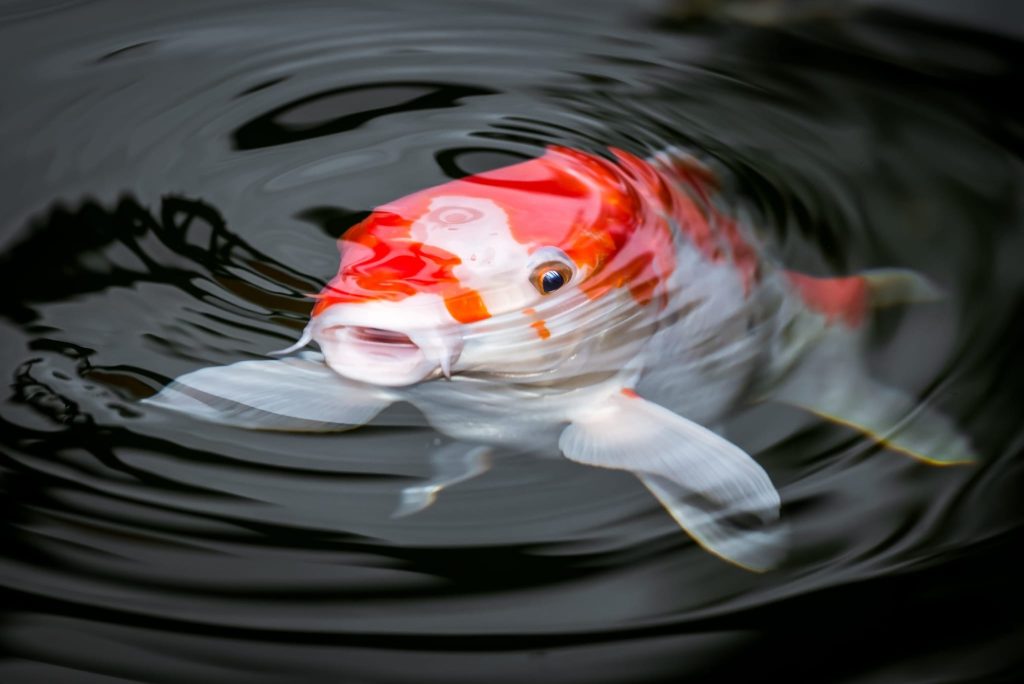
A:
[1,1,1022,682]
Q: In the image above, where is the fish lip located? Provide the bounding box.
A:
[311,308,463,387]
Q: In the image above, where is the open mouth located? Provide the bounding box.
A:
[310,302,464,387]
[315,323,442,386]
[348,326,418,348]
[322,326,423,360]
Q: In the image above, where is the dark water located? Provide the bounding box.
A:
[2,1,1022,681]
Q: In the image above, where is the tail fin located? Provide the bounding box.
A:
[862,268,943,307]
[770,267,974,465]
[784,268,942,328]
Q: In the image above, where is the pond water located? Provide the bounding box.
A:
[1,1,1022,682]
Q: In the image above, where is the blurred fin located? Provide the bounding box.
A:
[392,444,493,518]
[773,266,971,464]
[143,355,393,431]
[559,391,784,572]
[785,268,942,328]
[639,473,787,572]
[863,268,943,307]
[772,330,975,466]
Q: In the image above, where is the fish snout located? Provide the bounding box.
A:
[311,303,463,387]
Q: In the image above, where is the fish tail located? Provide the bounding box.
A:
[862,268,943,308]
[784,267,942,328]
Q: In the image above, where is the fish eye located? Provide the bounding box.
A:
[531,262,572,295]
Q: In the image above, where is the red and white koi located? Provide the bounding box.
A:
[147,145,975,571]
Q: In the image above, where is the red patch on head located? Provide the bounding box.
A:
[314,144,752,321]
[312,199,492,323]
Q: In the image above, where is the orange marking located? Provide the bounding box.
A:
[444,287,491,324]
[522,307,536,316]
[620,388,640,399]
[530,320,551,340]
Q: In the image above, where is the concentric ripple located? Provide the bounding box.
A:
[1,1,1022,682]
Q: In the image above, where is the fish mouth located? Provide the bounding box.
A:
[312,314,462,387]
[348,326,419,348]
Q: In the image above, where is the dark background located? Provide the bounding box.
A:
[1,1,1022,682]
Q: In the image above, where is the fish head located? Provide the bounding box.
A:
[309,146,679,387]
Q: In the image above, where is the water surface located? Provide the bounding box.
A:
[1,1,1022,681]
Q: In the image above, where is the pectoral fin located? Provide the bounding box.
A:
[392,443,494,518]
[143,353,393,431]
[559,391,785,572]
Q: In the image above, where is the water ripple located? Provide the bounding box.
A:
[1,1,1022,682]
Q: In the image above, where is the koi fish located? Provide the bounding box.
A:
[146,145,975,571]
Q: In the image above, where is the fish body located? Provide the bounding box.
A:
[147,145,974,570]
